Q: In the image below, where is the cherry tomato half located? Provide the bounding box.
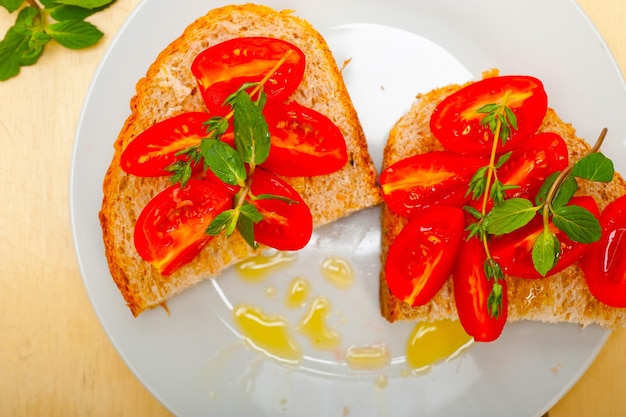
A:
[379,151,486,219]
[430,75,548,156]
[134,179,232,275]
[453,236,508,342]
[248,168,313,251]
[121,112,210,177]
[498,132,568,200]
[581,195,626,307]
[192,37,306,116]
[385,206,465,307]
[490,196,600,279]
[262,102,348,176]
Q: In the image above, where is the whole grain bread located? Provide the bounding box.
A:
[99,4,382,316]
[380,74,626,328]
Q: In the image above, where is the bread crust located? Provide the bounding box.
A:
[379,76,626,328]
[99,4,382,316]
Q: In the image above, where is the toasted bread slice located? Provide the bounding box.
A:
[380,75,626,328]
[99,4,382,316]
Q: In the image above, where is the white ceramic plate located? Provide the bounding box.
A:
[71,1,626,416]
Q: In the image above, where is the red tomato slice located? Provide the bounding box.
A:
[497,132,569,200]
[453,236,507,342]
[248,168,313,250]
[261,102,348,176]
[134,180,232,275]
[581,195,626,307]
[192,37,306,116]
[380,151,486,218]
[121,112,210,177]
[490,196,600,279]
[430,75,548,156]
[385,206,465,306]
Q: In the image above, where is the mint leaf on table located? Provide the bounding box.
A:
[0,0,23,13]
[45,20,103,49]
[0,7,48,81]
[54,0,113,7]
[0,0,116,81]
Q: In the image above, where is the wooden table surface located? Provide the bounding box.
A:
[1,0,625,415]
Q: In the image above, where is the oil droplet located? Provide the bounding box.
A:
[374,373,388,390]
[321,256,355,289]
[285,276,310,309]
[298,296,341,350]
[265,285,277,300]
[523,283,544,309]
[345,344,391,371]
[236,251,298,283]
[406,319,473,370]
[233,304,302,364]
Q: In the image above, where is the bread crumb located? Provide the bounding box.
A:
[551,363,562,374]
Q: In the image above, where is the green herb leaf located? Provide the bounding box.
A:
[551,175,578,209]
[532,229,560,276]
[495,151,513,169]
[45,20,103,49]
[552,204,602,243]
[236,213,257,248]
[206,209,238,236]
[1,0,23,13]
[466,166,488,199]
[232,91,271,166]
[47,2,114,21]
[482,198,538,235]
[571,152,614,182]
[0,7,49,80]
[254,193,298,205]
[463,205,483,220]
[477,103,501,114]
[54,0,114,8]
[200,138,246,186]
[535,171,560,206]
[484,258,504,281]
[240,202,264,223]
[487,281,504,318]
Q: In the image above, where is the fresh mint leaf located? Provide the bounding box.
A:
[466,166,488,199]
[532,230,560,276]
[0,7,49,81]
[206,209,238,236]
[54,0,113,8]
[200,139,246,186]
[535,171,559,206]
[552,204,602,244]
[47,4,101,20]
[495,151,512,169]
[551,175,578,209]
[0,0,23,13]
[237,213,258,248]
[571,152,614,182]
[240,202,264,223]
[45,20,102,49]
[483,197,538,235]
[232,91,271,166]
[254,193,298,205]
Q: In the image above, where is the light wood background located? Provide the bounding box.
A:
[1,0,624,415]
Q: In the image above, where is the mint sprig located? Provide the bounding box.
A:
[465,91,614,317]
[0,0,115,81]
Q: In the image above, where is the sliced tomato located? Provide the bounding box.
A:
[192,37,306,116]
[497,132,569,200]
[581,195,626,307]
[468,131,569,213]
[134,180,232,275]
[490,196,600,279]
[248,168,312,250]
[380,151,486,218]
[261,102,348,176]
[453,236,507,342]
[121,112,210,177]
[385,206,465,306]
[430,75,548,156]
